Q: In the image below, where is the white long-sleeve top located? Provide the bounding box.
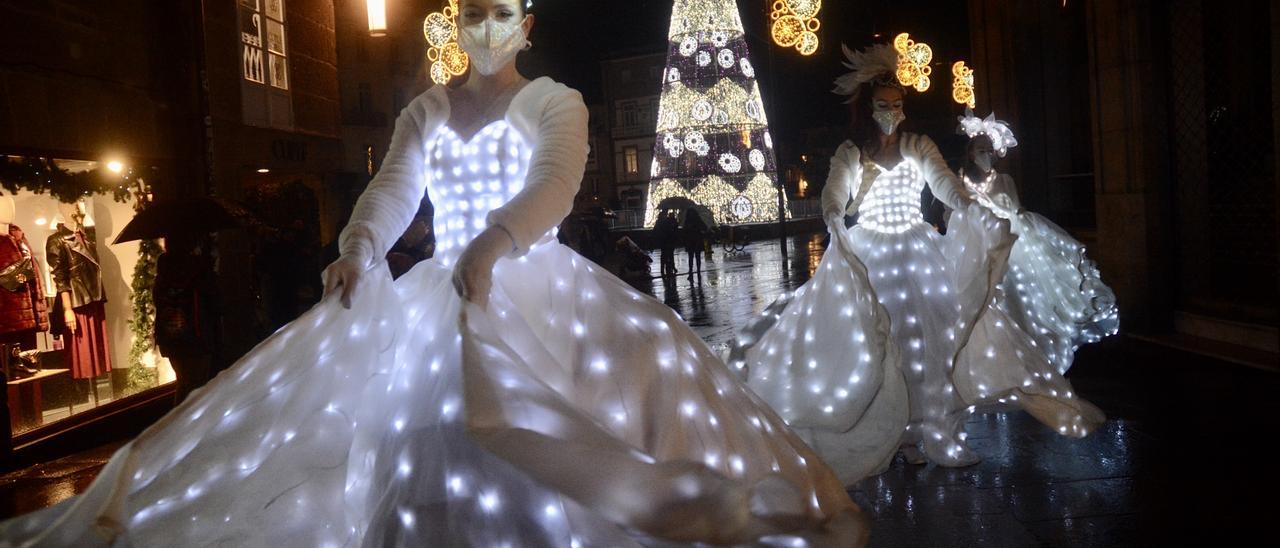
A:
[338,77,589,267]
[820,133,973,223]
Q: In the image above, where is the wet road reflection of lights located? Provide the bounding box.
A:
[638,233,828,351]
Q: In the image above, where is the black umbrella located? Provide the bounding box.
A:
[655,196,697,212]
[113,197,246,244]
[679,204,718,229]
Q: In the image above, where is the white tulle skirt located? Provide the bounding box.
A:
[1001,211,1119,374]
[0,239,863,547]
[732,205,1103,480]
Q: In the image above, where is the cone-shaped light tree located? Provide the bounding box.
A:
[643,0,786,227]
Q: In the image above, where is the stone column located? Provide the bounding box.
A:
[1272,3,1280,351]
[1083,0,1173,331]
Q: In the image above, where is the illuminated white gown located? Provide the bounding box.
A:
[732,136,1103,480]
[0,79,863,547]
[962,171,1118,374]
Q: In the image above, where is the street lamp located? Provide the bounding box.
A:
[106,160,124,174]
[367,0,387,37]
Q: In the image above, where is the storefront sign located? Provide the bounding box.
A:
[271,139,307,162]
[239,0,292,128]
[239,0,287,90]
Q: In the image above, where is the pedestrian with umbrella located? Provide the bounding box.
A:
[115,197,242,402]
[682,207,709,279]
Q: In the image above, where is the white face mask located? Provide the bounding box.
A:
[973,153,993,173]
[873,109,906,136]
[457,16,528,76]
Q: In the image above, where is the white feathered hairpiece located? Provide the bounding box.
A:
[833,43,903,102]
[957,108,1018,157]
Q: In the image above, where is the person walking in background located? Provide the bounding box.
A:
[682,208,707,279]
[655,209,678,277]
[153,232,221,404]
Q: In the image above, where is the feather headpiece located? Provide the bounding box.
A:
[957,108,1018,157]
[833,43,903,102]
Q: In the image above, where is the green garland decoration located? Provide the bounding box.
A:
[124,236,162,394]
[0,156,138,203]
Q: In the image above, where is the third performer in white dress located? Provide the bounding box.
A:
[731,43,1103,482]
[956,110,1119,375]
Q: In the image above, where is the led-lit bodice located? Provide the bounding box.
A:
[857,160,926,234]
[426,121,532,265]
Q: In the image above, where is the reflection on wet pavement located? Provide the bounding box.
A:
[641,234,826,351]
[630,232,1279,546]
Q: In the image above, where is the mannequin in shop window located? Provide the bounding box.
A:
[45,200,111,382]
[1,194,51,364]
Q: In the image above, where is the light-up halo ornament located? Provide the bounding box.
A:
[770,1,822,56]
[952,60,975,109]
[957,109,1018,157]
[424,0,468,85]
[893,32,932,92]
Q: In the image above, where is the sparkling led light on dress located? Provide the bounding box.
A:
[956,110,1118,373]
[0,78,863,547]
[960,171,1119,374]
[732,133,1104,479]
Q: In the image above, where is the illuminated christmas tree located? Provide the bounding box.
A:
[643,0,786,227]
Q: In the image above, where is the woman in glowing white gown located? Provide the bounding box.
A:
[730,44,1103,480]
[955,111,1119,374]
[0,2,863,546]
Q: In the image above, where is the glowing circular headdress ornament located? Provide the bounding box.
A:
[952,61,976,109]
[770,1,822,56]
[958,109,1018,157]
[834,33,936,100]
[893,32,932,92]
[424,1,467,85]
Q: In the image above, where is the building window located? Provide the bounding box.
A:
[239,0,292,128]
[624,146,639,175]
[620,101,639,128]
[621,189,644,209]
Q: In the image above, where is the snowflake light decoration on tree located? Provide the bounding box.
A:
[644,0,787,227]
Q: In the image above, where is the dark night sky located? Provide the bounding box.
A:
[517,0,975,158]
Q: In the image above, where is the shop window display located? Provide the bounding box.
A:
[1,158,174,439]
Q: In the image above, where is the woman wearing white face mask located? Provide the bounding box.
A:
[956,111,1119,376]
[730,41,1094,477]
[0,1,865,546]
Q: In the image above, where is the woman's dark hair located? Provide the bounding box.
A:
[459,0,529,16]
[847,80,905,159]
